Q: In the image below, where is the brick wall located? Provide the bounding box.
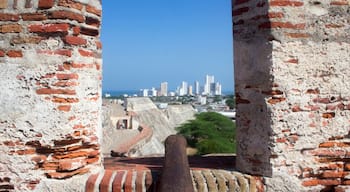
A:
[0,0,102,191]
[233,0,350,191]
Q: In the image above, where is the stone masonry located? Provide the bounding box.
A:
[0,0,102,191]
[234,0,350,191]
[0,0,349,191]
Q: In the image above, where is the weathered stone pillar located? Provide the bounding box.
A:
[234,0,349,191]
[0,0,102,191]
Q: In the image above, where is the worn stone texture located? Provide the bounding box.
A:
[0,0,102,191]
[234,0,350,191]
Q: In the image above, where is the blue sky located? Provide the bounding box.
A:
[101,0,233,91]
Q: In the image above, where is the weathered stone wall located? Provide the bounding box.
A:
[233,0,350,191]
[0,0,102,191]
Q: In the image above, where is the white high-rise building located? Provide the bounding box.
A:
[204,75,214,95]
[149,87,157,97]
[140,89,148,97]
[188,85,193,96]
[178,81,188,96]
[215,82,222,95]
[160,82,168,96]
[194,81,200,95]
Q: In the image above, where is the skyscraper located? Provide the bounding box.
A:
[179,81,188,96]
[204,75,214,95]
[160,82,168,96]
[194,81,200,95]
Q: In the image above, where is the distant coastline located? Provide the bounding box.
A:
[103,90,234,97]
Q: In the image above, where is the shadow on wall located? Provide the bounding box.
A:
[233,0,273,177]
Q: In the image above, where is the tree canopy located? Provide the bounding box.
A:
[176,112,236,155]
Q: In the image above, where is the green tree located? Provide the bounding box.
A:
[225,97,235,109]
[176,112,236,155]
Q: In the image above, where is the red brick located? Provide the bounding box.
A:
[345,164,350,171]
[145,171,153,190]
[86,173,99,192]
[64,36,87,45]
[0,49,5,57]
[330,1,349,5]
[53,81,78,87]
[78,49,94,57]
[46,167,89,179]
[11,36,44,44]
[57,105,71,112]
[270,1,304,6]
[259,22,306,29]
[306,88,320,94]
[313,98,330,104]
[52,97,79,103]
[86,156,99,164]
[0,13,19,21]
[112,171,126,192]
[318,179,341,185]
[292,105,302,112]
[285,33,311,38]
[3,141,16,146]
[7,50,22,57]
[58,158,86,171]
[267,97,286,104]
[41,161,59,170]
[16,148,36,155]
[268,12,284,18]
[0,24,22,33]
[320,163,344,170]
[86,16,100,27]
[135,171,144,192]
[124,171,134,192]
[86,5,102,16]
[29,23,69,34]
[99,170,114,192]
[37,49,72,57]
[302,179,318,186]
[319,141,337,148]
[322,171,345,178]
[276,137,287,143]
[232,7,249,16]
[73,26,80,35]
[308,148,346,157]
[80,26,99,36]
[56,73,79,80]
[58,0,83,10]
[49,10,85,23]
[53,151,88,159]
[38,0,54,9]
[262,90,283,95]
[21,13,47,21]
[251,12,284,20]
[325,24,345,28]
[36,88,76,95]
[322,112,335,118]
[26,180,40,190]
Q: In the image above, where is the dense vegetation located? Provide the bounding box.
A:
[176,112,236,155]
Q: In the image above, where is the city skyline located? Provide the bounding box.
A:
[101,1,234,92]
[139,74,223,97]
